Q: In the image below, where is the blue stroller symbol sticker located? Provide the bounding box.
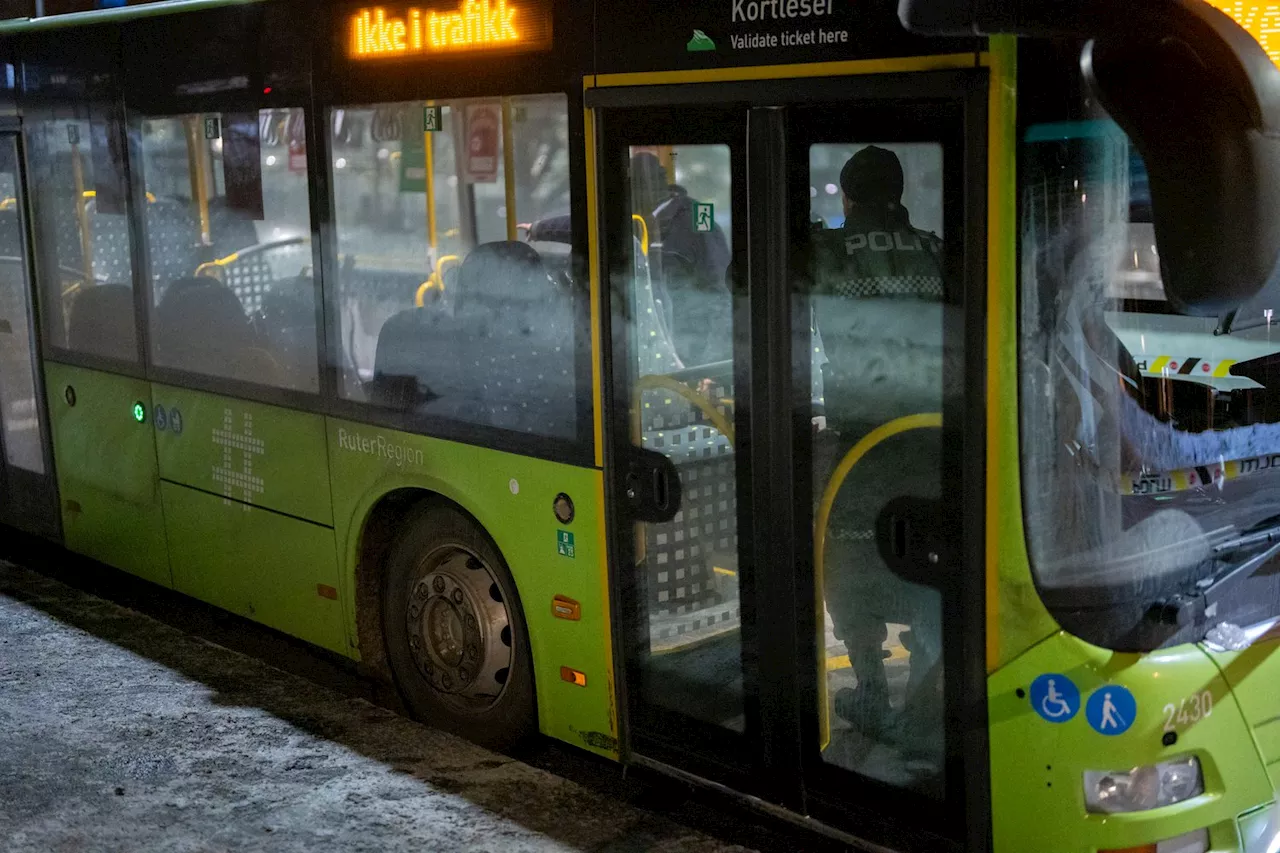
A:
[1086,686,1137,735]
[1030,673,1080,723]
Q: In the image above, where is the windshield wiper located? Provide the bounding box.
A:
[1148,524,1280,627]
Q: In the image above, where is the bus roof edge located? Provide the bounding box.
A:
[0,0,266,34]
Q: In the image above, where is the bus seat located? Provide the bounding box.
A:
[254,276,317,389]
[67,284,137,362]
[153,276,259,382]
[371,302,497,427]
[454,240,549,307]
[89,214,135,284]
[453,241,577,437]
[144,199,204,294]
[369,308,445,411]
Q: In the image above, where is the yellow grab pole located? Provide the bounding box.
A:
[424,104,437,254]
[501,98,517,241]
[69,136,93,284]
[184,117,211,246]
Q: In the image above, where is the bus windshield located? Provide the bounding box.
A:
[1020,119,1280,648]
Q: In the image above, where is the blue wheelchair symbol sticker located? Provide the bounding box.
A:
[153,405,168,432]
[1086,685,1137,736]
[1029,673,1080,723]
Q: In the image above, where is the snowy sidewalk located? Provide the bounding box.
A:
[0,561,752,853]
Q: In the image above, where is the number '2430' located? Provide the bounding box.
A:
[1164,691,1213,732]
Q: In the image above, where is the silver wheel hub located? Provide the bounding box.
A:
[406,548,512,709]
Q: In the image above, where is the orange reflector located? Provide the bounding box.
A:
[560,666,587,687]
[552,595,581,621]
[316,584,338,600]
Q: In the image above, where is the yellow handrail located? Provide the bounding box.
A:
[415,254,461,307]
[435,253,460,285]
[82,190,156,203]
[194,250,241,280]
[632,214,650,257]
[814,412,942,751]
[629,374,735,448]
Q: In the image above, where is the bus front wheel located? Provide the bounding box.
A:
[382,503,536,750]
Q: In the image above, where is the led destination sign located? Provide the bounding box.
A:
[348,0,552,59]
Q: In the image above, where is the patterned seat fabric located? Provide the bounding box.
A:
[370,240,578,439]
[67,284,136,362]
[622,242,740,641]
[639,364,738,643]
[153,276,267,384]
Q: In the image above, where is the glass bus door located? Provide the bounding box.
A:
[599,75,984,851]
[600,105,759,788]
[0,126,59,539]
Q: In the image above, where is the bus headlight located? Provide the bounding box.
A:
[1083,756,1203,813]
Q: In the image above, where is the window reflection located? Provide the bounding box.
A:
[139,110,318,392]
[619,144,745,731]
[27,115,137,362]
[330,94,582,440]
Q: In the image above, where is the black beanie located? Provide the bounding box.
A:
[839,145,905,206]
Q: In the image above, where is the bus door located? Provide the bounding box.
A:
[0,121,59,540]
[596,72,985,851]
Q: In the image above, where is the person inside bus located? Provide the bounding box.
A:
[629,152,732,368]
[811,145,947,760]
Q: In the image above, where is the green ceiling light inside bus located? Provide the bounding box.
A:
[1083,755,1203,813]
[132,402,146,424]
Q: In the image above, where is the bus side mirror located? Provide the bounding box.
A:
[899,0,1280,316]
[1085,28,1280,316]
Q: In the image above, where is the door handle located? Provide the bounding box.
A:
[876,496,951,589]
[652,466,671,514]
[623,449,682,523]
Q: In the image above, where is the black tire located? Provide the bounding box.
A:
[382,502,536,750]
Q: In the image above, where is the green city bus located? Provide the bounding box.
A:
[0,0,1279,849]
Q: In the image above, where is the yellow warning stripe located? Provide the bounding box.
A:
[1141,356,1237,378]
[1121,452,1280,496]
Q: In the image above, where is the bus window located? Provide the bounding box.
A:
[330,93,581,441]
[138,109,318,393]
[808,141,948,797]
[26,115,138,363]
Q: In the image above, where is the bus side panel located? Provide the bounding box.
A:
[44,361,171,587]
[988,633,1268,852]
[151,384,333,526]
[1205,638,1280,787]
[326,419,618,759]
[160,480,347,656]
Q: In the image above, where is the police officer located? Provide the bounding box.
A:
[813,146,946,753]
